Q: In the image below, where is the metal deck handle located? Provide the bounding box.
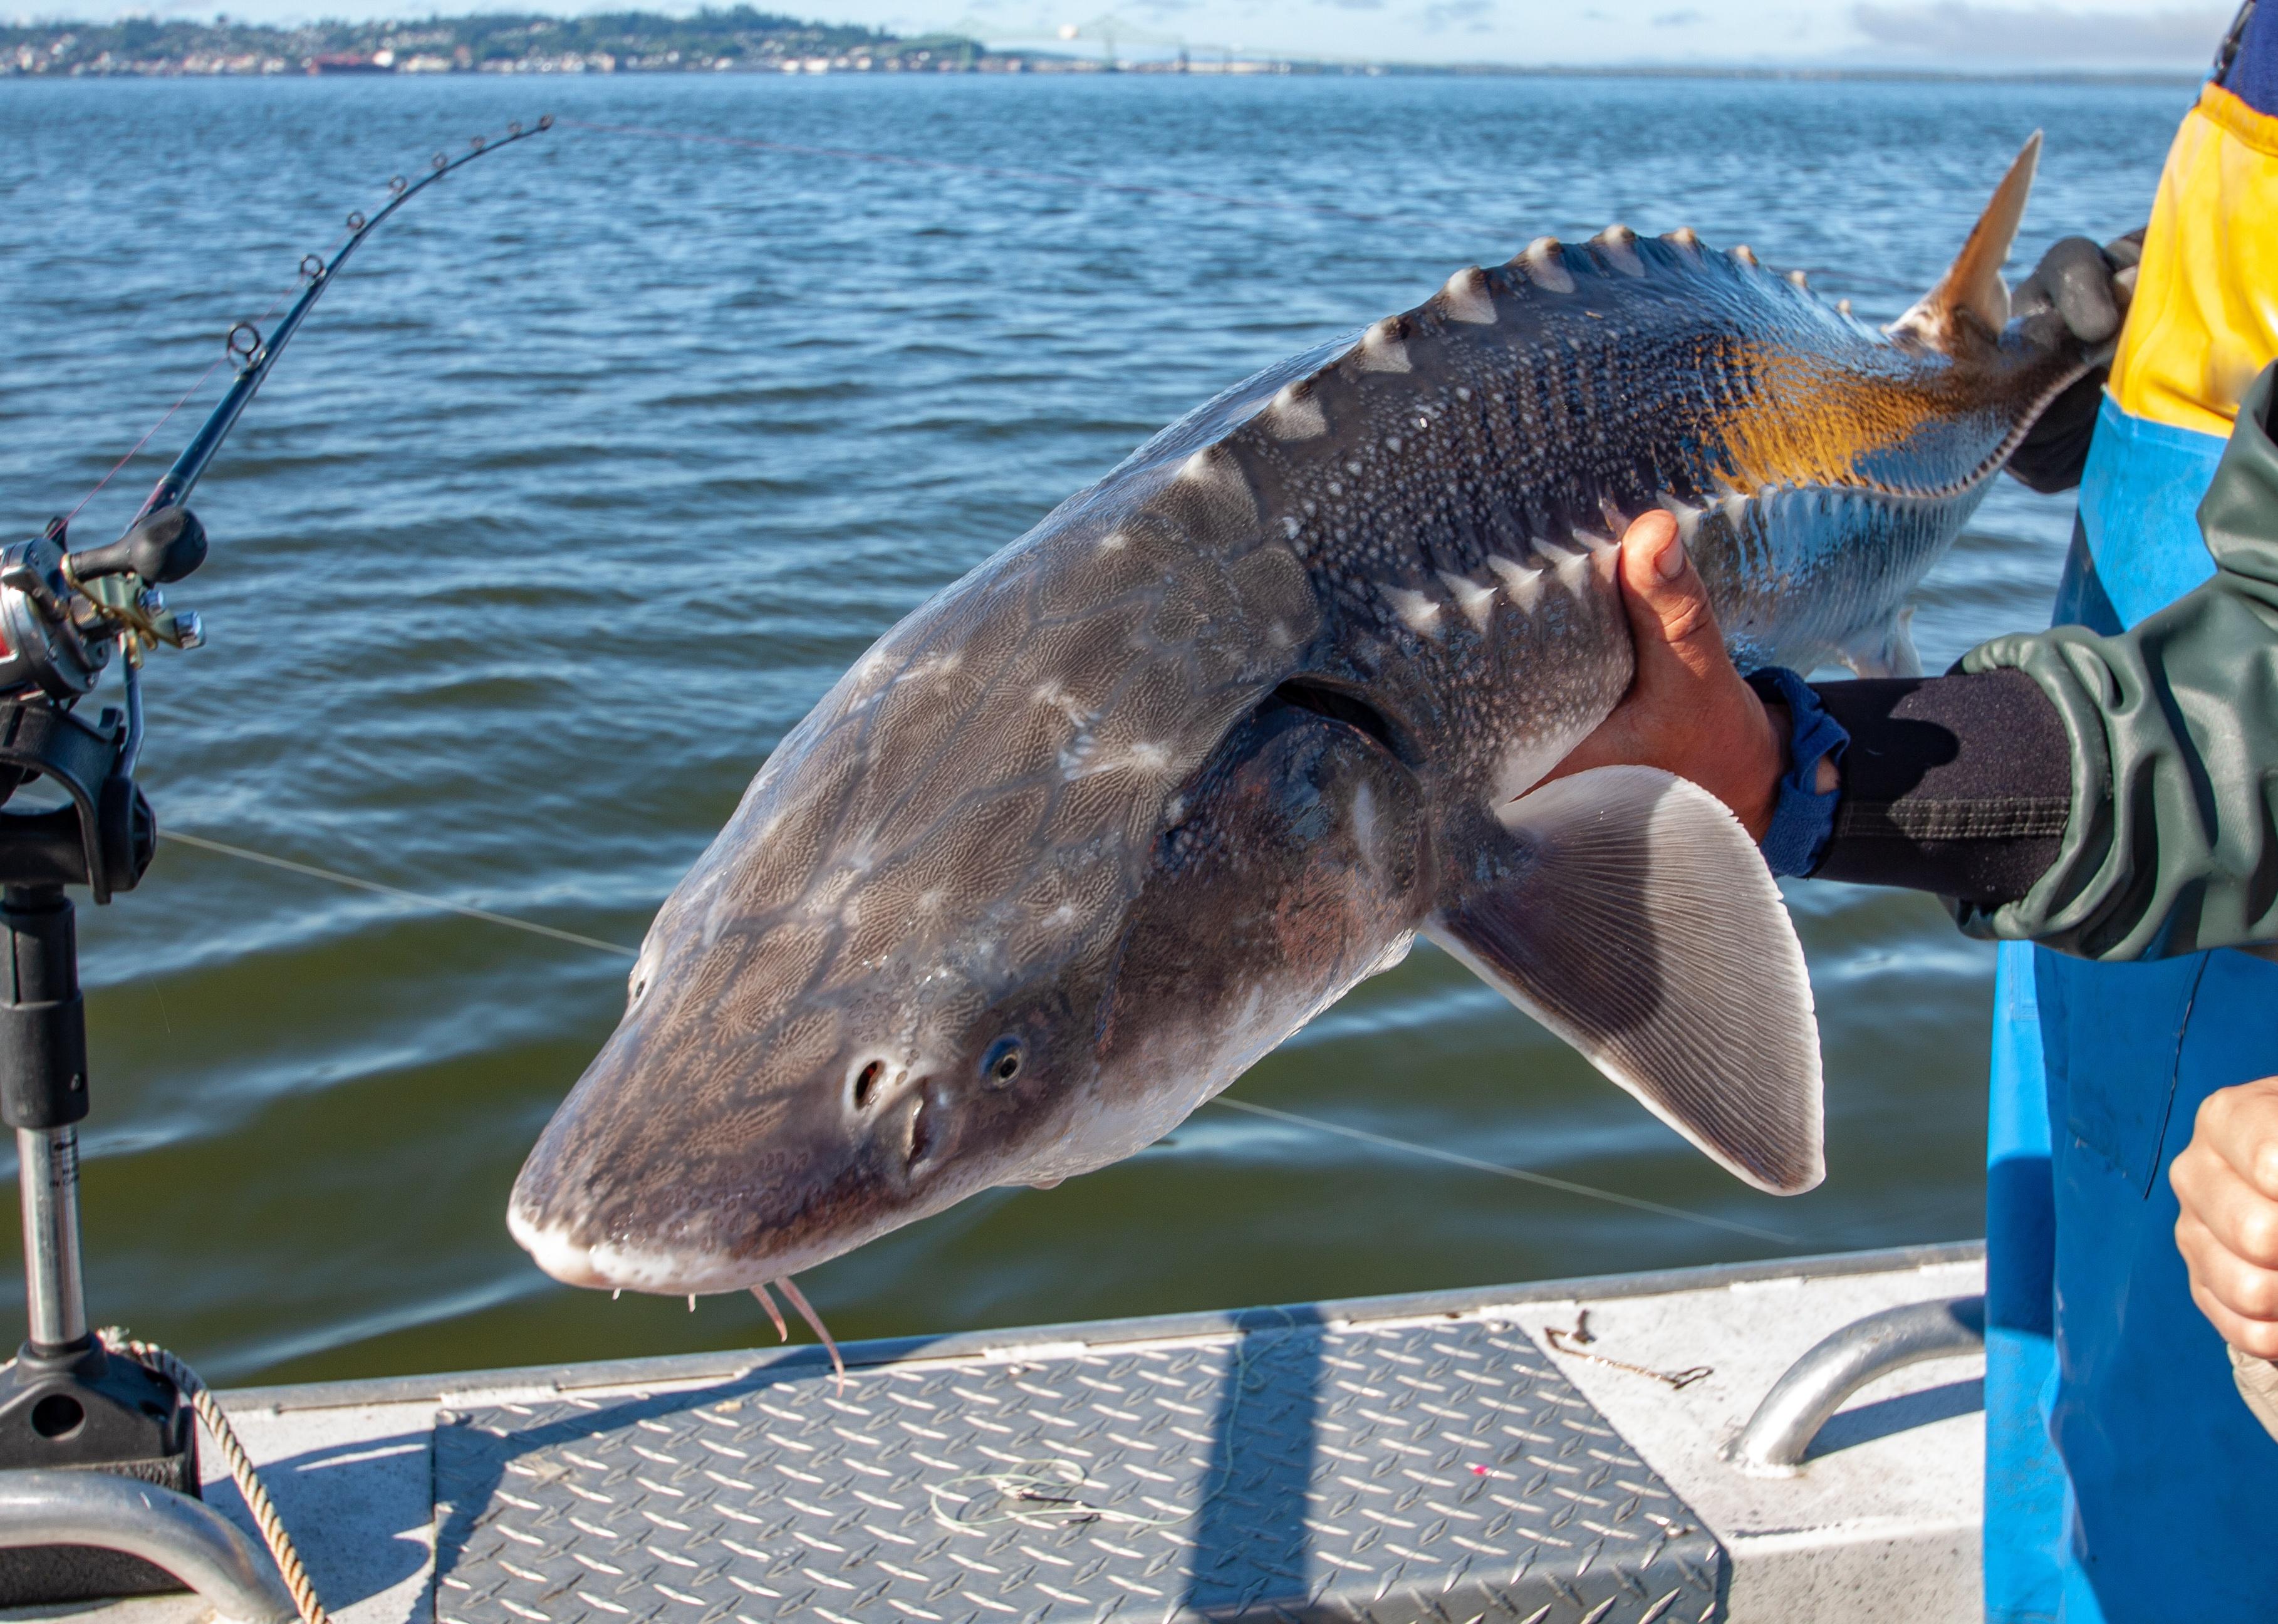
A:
[0,1469,296,1623]
[1729,1294,1984,1474]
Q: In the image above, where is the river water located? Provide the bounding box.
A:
[0,68,2193,1383]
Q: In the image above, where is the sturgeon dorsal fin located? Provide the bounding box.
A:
[1428,766,1824,1195]
[1888,130,2042,355]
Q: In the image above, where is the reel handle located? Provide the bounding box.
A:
[65,508,207,587]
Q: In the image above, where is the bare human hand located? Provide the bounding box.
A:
[2172,1078,2278,1359]
[1543,510,1797,841]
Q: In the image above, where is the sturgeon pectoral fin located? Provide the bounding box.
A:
[1429,766,1824,1195]
[1839,607,1922,679]
[1889,129,2041,353]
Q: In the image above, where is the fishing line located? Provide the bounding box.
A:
[157,831,637,957]
[63,359,229,528]
[1209,1096,1799,1244]
[160,830,1800,1245]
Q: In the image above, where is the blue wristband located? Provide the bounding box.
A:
[1745,667,1848,878]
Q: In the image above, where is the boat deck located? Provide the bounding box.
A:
[29,1242,1984,1624]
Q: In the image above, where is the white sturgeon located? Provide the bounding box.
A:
[511,135,2086,1296]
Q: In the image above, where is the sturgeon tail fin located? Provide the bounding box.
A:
[1888,129,2042,355]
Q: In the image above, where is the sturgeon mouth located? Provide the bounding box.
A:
[504,1203,757,1296]
[506,1192,891,1296]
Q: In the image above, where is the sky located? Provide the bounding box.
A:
[34,0,2243,70]
[942,3,2236,69]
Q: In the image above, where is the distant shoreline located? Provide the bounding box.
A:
[0,9,2208,87]
[0,62,2208,88]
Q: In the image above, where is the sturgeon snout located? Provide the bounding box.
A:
[509,667,1432,1296]
[508,942,1100,1295]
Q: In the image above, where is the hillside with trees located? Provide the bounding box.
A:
[3,9,997,75]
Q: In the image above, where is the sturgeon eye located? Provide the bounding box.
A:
[980,1037,1023,1090]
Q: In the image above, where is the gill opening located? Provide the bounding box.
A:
[1267,679,1408,761]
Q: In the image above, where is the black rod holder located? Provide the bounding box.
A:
[0,707,193,1605]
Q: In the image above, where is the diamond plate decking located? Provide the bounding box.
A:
[432,1307,1726,1624]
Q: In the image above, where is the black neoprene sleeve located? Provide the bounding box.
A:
[1806,670,2073,906]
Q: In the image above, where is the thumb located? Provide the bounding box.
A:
[1618,510,1724,674]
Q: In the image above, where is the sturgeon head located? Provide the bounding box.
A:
[510,357,1436,1293]
[513,133,2086,1295]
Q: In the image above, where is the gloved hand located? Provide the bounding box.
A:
[2004,228,2145,494]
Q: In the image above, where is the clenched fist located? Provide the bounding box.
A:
[2173,1078,2278,1358]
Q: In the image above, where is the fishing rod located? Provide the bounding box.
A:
[0,114,548,1616]
[5,115,554,728]
[130,115,554,531]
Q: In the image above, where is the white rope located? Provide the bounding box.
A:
[100,1328,330,1624]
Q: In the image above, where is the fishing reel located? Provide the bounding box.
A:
[0,506,207,905]
[0,509,206,708]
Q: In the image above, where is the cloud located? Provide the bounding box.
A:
[1412,0,1492,31]
[1316,0,1386,11]
[1651,7,1704,23]
[1850,3,2230,63]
